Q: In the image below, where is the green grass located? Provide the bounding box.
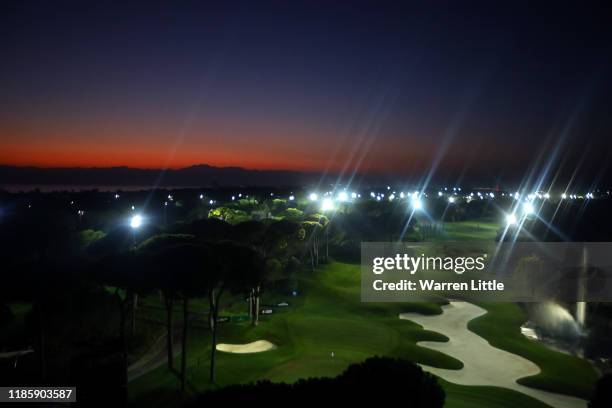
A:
[436,220,500,241]
[128,260,597,408]
[129,262,462,407]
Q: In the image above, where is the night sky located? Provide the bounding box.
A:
[1,1,611,184]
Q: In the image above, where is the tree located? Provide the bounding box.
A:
[184,357,444,406]
[232,221,303,325]
[151,242,213,392]
[206,242,265,383]
[93,248,157,405]
[135,234,196,372]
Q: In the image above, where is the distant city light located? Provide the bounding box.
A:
[309,193,318,201]
[489,192,494,198]
[199,194,204,199]
[438,191,443,197]
[209,199,214,205]
[130,214,143,229]
[389,194,395,201]
[115,194,120,199]
[448,196,455,204]
[289,195,295,201]
[561,193,567,200]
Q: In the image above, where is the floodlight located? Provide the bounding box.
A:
[309,193,318,201]
[448,196,455,203]
[523,202,535,216]
[412,198,423,210]
[289,195,295,201]
[338,191,348,202]
[321,198,334,212]
[130,214,143,229]
[506,213,517,226]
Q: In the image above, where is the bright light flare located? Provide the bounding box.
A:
[448,196,455,203]
[412,198,423,211]
[130,214,143,229]
[321,198,334,212]
[523,202,535,216]
[338,191,349,202]
[506,213,517,226]
[309,193,318,201]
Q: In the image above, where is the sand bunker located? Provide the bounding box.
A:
[216,340,277,354]
[400,301,587,408]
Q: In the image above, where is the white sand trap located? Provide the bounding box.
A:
[216,340,276,354]
[400,301,587,408]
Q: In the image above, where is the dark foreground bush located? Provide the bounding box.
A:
[184,357,444,406]
[590,373,612,408]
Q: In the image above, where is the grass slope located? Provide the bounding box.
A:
[129,261,594,408]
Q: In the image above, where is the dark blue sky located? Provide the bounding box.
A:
[1,1,611,185]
